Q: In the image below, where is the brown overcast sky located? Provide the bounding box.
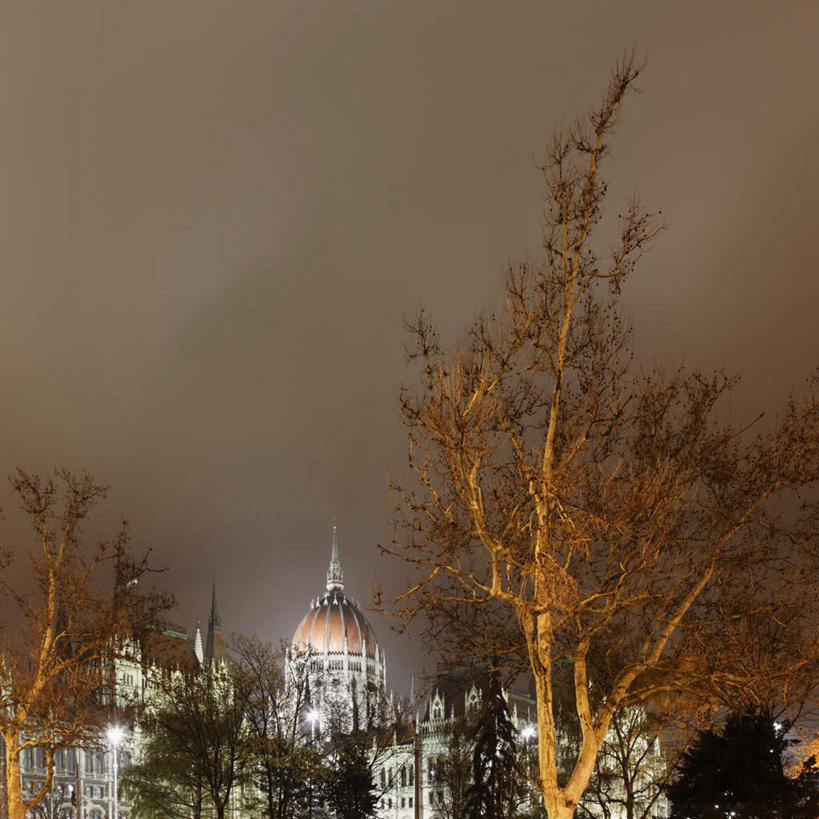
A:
[1,1,818,692]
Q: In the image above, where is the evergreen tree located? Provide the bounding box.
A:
[463,671,525,819]
[323,732,379,819]
[667,708,819,818]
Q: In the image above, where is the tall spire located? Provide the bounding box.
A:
[326,520,344,591]
[209,581,221,629]
[205,581,224,663]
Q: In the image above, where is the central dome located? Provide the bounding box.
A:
[292,522,381,660]
[293,587,378,658]
[288,522,388,734]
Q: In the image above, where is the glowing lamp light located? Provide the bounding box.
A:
[106,725,124,747]
[107,725,124,819]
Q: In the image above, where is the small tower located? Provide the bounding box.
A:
[193,619,204,665]
[205,582,224,664]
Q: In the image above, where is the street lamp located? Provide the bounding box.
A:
[106,726,124,819]
[306,708,320,741]
[520,725,537,741]
[305,710,320,819]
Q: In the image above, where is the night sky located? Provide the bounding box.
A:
[2,2,818,693]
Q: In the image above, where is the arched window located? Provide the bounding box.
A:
[408,763,414,786]
[400,766,406,787]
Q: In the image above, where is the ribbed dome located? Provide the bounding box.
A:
[293,588,378,658]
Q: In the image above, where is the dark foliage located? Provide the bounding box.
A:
[667,708,819,818]
[323,734,379,819]
[463,671,524,819]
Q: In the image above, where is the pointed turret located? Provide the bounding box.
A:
[193,620,204,665]
[326,520,344,591]
[205,582,224,664]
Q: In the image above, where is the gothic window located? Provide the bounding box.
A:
[400,766,406,787]
[408,763,414,785]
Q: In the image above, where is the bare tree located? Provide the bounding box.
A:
[436,713,475,819]
[230,636,323,819]
[125,664,252,819]
[383,54,819,819]
[0,469,172,819]
[579,705,669,819]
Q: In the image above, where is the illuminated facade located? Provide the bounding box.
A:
[289,528,666,819]
[4,527,665,819]
[290,524,388,733]
[288,528,539,819]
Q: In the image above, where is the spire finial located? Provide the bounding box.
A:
[205,581,224,663]
[210,581,221,628]
[326,520,344,591]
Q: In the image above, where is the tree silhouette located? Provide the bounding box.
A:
[464,671,525,819]
[667,708,819,818]
[384,51,819,819]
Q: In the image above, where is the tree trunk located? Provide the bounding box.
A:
[5,735,24,819]
[265,762,275,819]
[532,669,577,819]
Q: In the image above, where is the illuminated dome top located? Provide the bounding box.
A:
[293,588,379,658]
[292,523,380,660]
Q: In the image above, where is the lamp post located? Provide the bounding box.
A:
[305,710,320,819]
[307,708,319,741]
[519,724,538,813]
[106,726,124,819]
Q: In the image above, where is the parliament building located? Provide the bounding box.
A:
[9,526,666,819]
